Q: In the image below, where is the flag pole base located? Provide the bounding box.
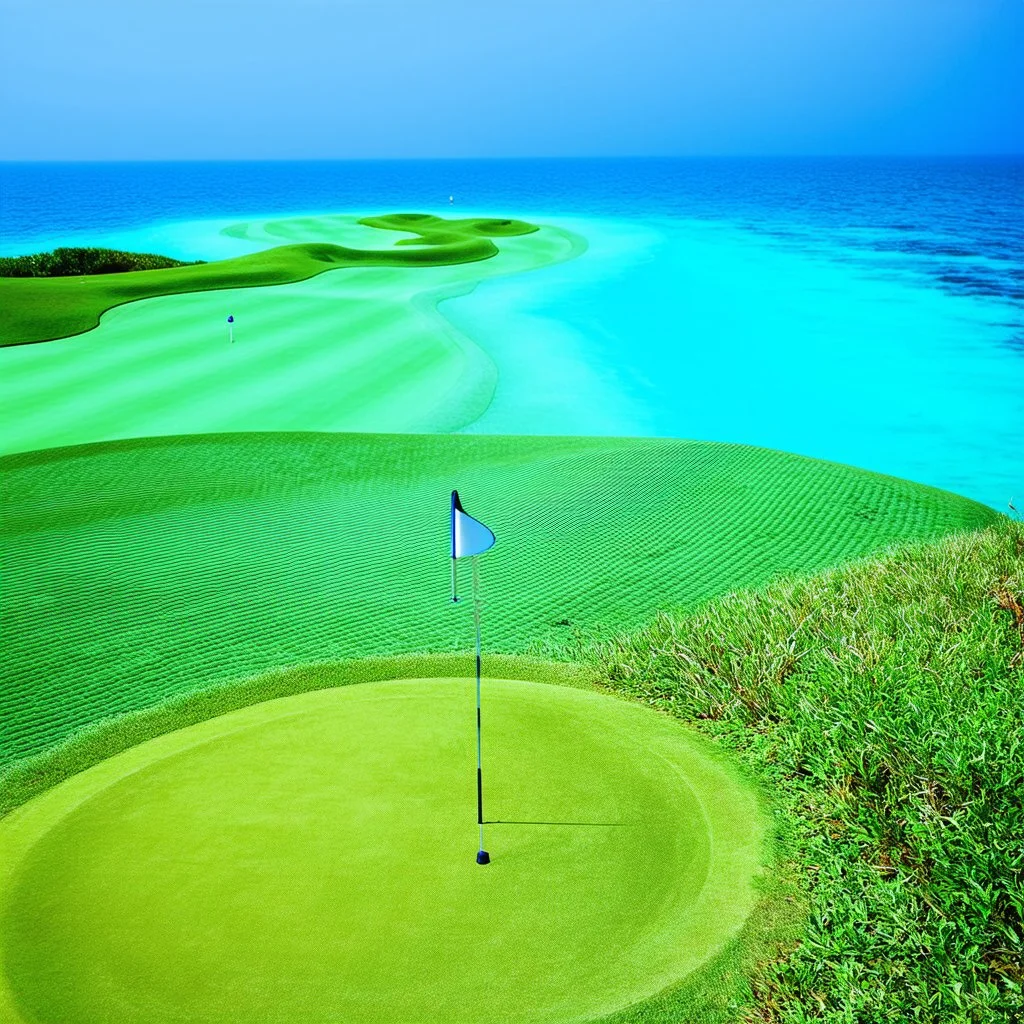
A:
[476,850,490,865]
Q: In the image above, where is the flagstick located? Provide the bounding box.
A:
[473,555,490,865]
[450,490,459,603]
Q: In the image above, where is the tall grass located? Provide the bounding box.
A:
[598,520,1024,1022]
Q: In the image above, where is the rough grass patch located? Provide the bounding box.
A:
[597,519,1024,1022]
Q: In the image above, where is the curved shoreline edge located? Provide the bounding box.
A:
[0,216,587,453]
[401,223,589,433]
[0,214,545,348]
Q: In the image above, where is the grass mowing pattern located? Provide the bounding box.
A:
[598,520,1024,1023]
[0,214,538,346]
[0,431,997,769]
[0,675,764,1024]
[0,655,596,814]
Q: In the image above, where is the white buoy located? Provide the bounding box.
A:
[449,195,454,205]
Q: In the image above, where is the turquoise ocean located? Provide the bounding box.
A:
[2,158,1022,509]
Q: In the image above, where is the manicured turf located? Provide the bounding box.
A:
[0,676,764,1024]
[0,214,540,347]
[0,431,997,768]
[0,216,581,452]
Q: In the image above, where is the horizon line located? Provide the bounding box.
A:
[2,152,1023,166]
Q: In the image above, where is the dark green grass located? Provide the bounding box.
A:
[596,519,1024,1022]
[0,431,996,769]
[0,214,537,346]
[0,247,203,277]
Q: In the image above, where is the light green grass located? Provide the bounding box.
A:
[599,519,1024,1022]
[0,431,997,770]
[0,217,581,452]
[0,655,594,814]
[0,653,798,1024]
[0,675,764,1024]
[0,214,538,347]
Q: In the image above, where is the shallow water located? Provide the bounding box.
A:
[2,159,1021,508]
[450,214,1024,510]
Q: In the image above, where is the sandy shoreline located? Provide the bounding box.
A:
[1,208,1020,508]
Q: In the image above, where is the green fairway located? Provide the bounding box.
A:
[0,431,997,769]
[0,676,764,1024]
[0,216,581,452]
[0,214,542,347]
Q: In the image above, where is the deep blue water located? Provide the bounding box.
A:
[3,158,1023,306]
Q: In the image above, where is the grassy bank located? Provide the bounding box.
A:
[597,519,1024,1022]
[0,214,537,345]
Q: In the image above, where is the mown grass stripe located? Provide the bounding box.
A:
[0,431,997,768]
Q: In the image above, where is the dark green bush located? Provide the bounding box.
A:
[0,247,203,277]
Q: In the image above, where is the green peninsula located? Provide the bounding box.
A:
[0,214,538,346]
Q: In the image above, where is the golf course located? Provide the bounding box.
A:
[0,677,764,1024]
[1,211,1020,1023]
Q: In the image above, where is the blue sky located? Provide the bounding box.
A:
[1,0,1021,159]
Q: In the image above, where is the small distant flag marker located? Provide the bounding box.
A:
[227,314,235,344]
[450,490,496,865]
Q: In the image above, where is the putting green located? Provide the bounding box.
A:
[0,677,764,1024]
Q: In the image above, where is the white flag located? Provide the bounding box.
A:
[451,491,496,559]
